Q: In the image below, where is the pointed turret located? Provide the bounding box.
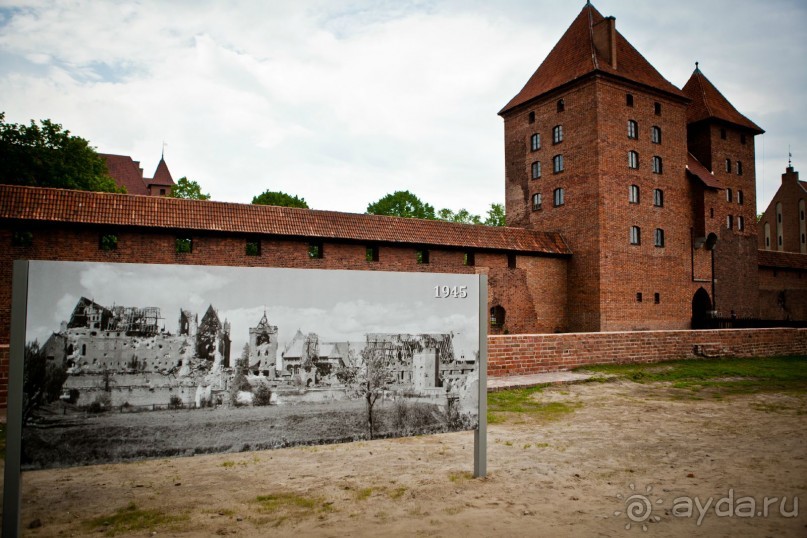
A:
[500,2,684,115]
[681,66,764,133]
[152,156,174,185]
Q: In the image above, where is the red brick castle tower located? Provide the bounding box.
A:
[500,2,763,331]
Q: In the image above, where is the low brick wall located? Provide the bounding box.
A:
[488,328,807,376]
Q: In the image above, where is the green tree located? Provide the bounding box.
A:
[252,190,309,208]
[366,190,436,219]
[437,208,483,225]
[170,176,210,200]
[484,203,506,227]
[0,112,122,192]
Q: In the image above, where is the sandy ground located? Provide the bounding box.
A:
[5,380,807,537]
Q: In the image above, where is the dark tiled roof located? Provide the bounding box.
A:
[0,186,571,255]
[150,157,174,186]
[686,153,722,189]
[681,68,764,133]
[758,250,807,270]
[500,3,685,115]
[100,154,149,195]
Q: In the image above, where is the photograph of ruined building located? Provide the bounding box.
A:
[20,261,481,469]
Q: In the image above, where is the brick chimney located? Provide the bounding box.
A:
[592,16,617,69]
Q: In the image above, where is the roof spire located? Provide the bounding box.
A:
[694,61,700,73]
[161,141,166,160]
[788,145,792,167]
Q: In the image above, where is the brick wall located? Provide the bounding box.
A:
[0,344,7,407]
[488,328,807,376]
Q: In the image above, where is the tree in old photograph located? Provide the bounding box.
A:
[23,340,68,424]
[336,345,396,440]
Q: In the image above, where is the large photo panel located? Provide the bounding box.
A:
[21,261,482,469]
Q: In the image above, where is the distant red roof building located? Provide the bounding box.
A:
[100,153,175,196]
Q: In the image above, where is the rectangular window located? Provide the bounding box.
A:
[628,151,639,169]
[308,241,323,259]
[654,292,660,304]
[651,126,661,144]
[552,125,563,144]
[366,245,379,262]
[652,156,663,174]
[464,251,475,266]
[416,249,429,264]
[654,102,661,115]
[727,215,733,229]
[737,161,743,175]
[630,226,641,245]
[725,159,731,173]
[654,228,665,247]
[726,188,733,202]
[530,133,540,151]
[737,190,744,205]
[553,154,564,173]
[738,216,745,231]
[246,239,261,256]
[629,185,639,204]
[627,120,638,139]
[532,193,542,211]
[176,237,192,253]
[507,253,516,269]
[531,161,541,179]
[100,233,118,251]
[636,292,643,303]
[626,94,634,107]
[653,188,664,207]
[12,230,33,247]
[528,111,535,124]
[553,188,565,207]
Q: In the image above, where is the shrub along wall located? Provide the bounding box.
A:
[488,328,807,377]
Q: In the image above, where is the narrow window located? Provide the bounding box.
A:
[532,193,542,211]
[738,216,745,231]
[416,249,429,264]
[727,215,733,229]
[737,190,744,205]
[528,111,535,124]
[557,99,565,112]
[159,188,166,196]
[553,154,564,173]
[366,245,379,262]
[553,188,565,207]
[710,208,714,218]
[552,125,563,144]
[654,292,660,304]
[175,237,192,253]
[628,151,639,169]
[653,188,664,207]
[490,305,506,327]
[626,93,634,107]
[627,120,638,139]
[636,292,643,303]
[654,102,662,115]
[651,126,661,144]
[530,133,540,151]
[507,253,517,268]
[464,251,475,266]
[737,161,743,175]
[740,133,747,145]
[531,161,541,179]
[630,226,641,245]
[11,230,33,247]
[654,228,665,247]
[246,239,261,256]
[652,156,663,174]
[308,241,323,259]
[764,222,771,248]
[725,159,731,173]
[720,128,727,140]
[726,188,733,202]
[100,234,118,251]
[629,184,640,204]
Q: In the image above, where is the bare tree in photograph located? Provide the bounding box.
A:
[337,345,396,440]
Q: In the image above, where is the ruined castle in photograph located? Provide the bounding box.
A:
[1,2,806,406]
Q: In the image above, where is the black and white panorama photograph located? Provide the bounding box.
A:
[20,261,481,469]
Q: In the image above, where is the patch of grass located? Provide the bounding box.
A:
[579,356,807,397]
[355,487,373,501]
[448,471,474,483]
[253,492,333,526]
[388,486,407,499]
[488,385,580,424]
[221,461,236,468]
[81,502,188,536]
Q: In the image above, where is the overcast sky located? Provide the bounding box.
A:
[1,0,804,216]
[25,261,480,359]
